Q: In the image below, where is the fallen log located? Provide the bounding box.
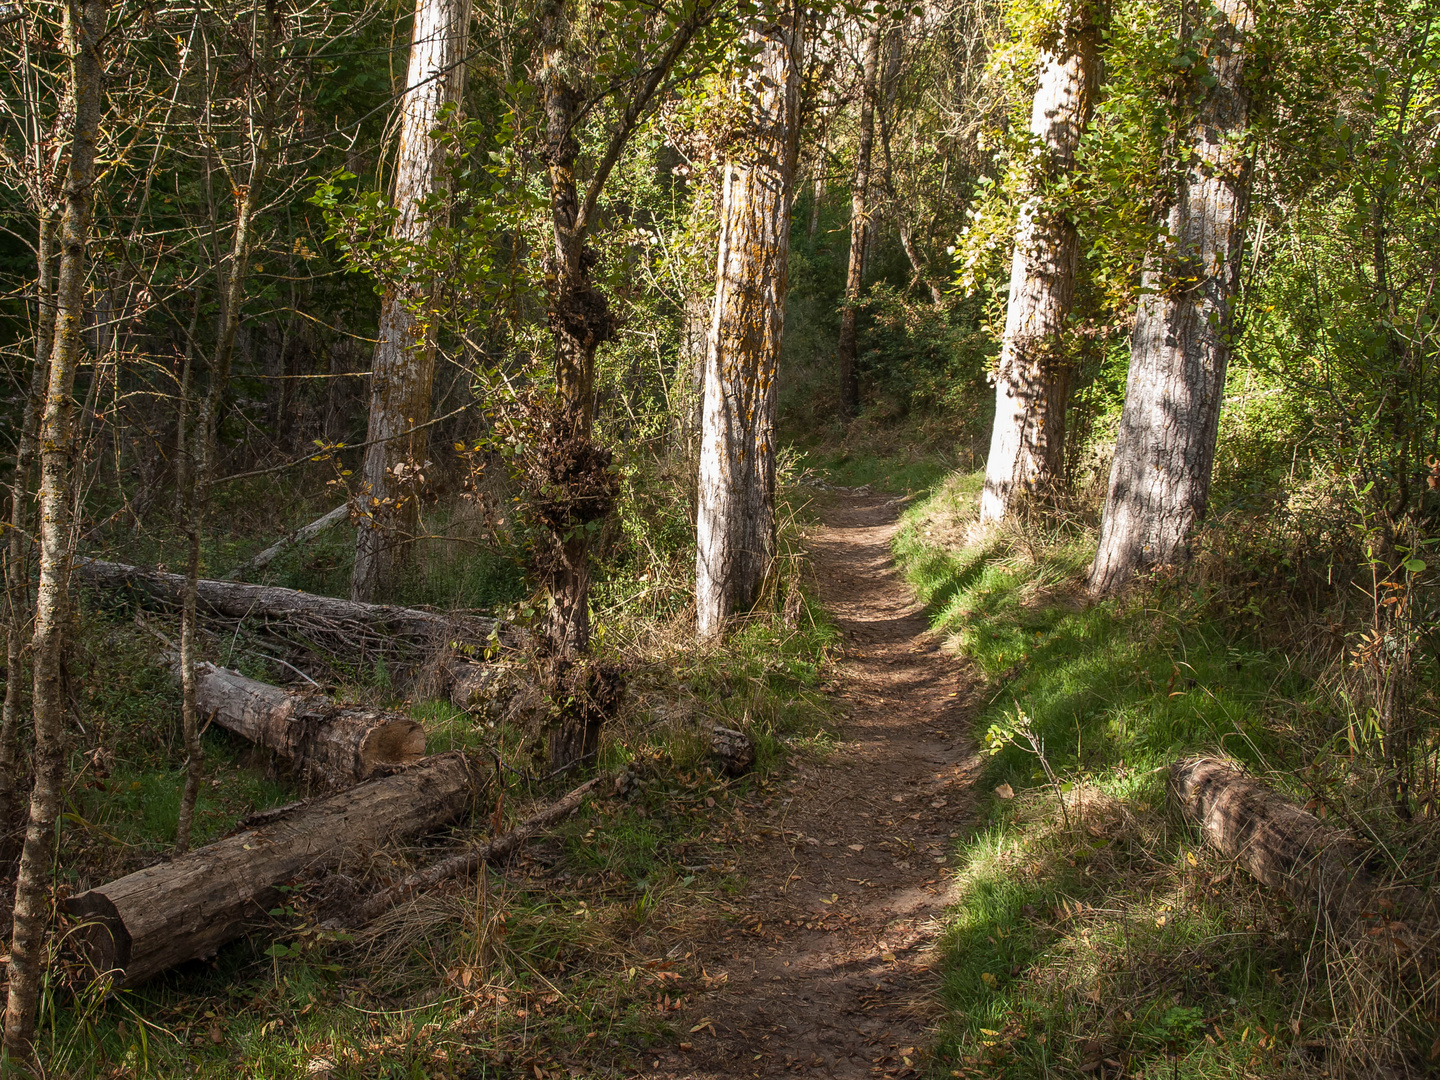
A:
[62,752,482,988]
[711,725,755,775]
[345,773,609,926]
[225,505,350,581]
[193,662,425,783]
[1169,756,1373,923]
[76,558,526,656]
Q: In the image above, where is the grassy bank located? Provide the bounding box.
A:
[891,470,1437,1078]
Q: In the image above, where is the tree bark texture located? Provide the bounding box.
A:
[835,25,881,418]
[352,0,471,602]
[1088,0,1254,594]
[75,559,524,652]
[979,8,1101,524]
[188,662,426,783]
[694,8,804,639]
[0,212,56,805]
[4,0,105,1060]
[62,753,480,988]
[1169,757,1373,925]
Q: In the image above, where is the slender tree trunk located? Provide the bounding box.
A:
[979,7,1101,524]
[1088,0,1254,594]
[0,214,57,807]
[176,4,271,853]
[352,0,471,602]
[807,135,826,239]
[695,6,804,638]
[3,0,105,1062]
[835,24,881,419]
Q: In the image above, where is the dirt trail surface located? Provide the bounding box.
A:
[676,493,983,1078]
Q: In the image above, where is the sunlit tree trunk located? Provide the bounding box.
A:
[352,0,471,602]
[1089,0,1254,594]
[835,23,881,418]
[979,6,1101,524]
[3,0,104,1061]
[0,213,56,807]
[695,7,804,638]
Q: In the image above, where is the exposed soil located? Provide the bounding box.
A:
[671,492,985,1078]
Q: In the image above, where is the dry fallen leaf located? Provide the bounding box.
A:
[848,843,864,851]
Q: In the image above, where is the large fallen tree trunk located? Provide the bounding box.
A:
[1169,756,1374,924]
[76,558,526,656]
[193,662,424,783]
[63,752,482,988]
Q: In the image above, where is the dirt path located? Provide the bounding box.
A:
[676,492,983,1078]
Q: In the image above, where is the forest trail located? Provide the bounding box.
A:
[677,492,984,1078]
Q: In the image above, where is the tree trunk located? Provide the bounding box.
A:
[535,2,616,664]
[1088,0,1254,594]
[0,212,57,806]
[352,0,472,602]
[3,0,105,1060]
[187,662,426,783]
[835,25,881,419]
[979,9,1101,524]
[62,753,480,989]
[74,558,524,651]
[177,9,272,853]
[694,7,804,638]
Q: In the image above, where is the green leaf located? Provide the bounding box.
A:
[1404,558,1426,573]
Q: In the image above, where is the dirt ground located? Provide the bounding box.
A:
[663,492,985,1078]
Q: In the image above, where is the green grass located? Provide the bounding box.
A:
[890,468,1407,1077]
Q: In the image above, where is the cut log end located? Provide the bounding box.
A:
[62,890,131,986]
[359,719,426,773]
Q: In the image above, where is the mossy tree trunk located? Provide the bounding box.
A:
[0,212,56,808]
[351,0,472,602]
[1089,0,1254,594]
[533,0,720,764]
[3,0,105,1061]
[979,4,1101,524]
[695,5,804,638]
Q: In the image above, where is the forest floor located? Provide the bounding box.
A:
[669,491,984,1078]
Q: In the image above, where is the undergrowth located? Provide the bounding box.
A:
[26,462,841,1077]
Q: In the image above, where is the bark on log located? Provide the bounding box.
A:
[345,773,608,925]
[75,559,525,652]
[1169,756,1373,924]
[62,752,481,988]
[192,662,425,782]
[225,505,349,581]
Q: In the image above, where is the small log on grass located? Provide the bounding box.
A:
[193,662,424,782]
[1169,756,1373,923]
[62,752,482,988]
[76,558,526,654]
